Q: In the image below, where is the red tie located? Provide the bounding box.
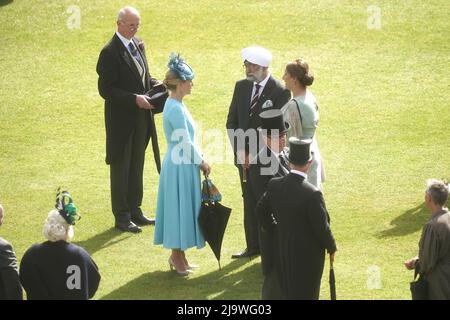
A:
[249,84,261,116]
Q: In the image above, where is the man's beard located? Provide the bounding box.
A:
[246,68,265,82]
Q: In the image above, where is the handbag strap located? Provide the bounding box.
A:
[292,98,318,140]
[292,98,303,126]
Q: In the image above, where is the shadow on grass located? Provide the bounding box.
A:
[378,202,428,238]
[0,0,13,7]
[73,227,132,255]
[101,258,262,300]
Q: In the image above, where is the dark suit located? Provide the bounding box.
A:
[96,33,160,224]
[20,241,100,300]
[226,76,290,253]
[0,237,22,300]
[257,173,337,299]
[248,146,289,299]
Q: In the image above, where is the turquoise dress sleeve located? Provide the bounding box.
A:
[166,102,203,165]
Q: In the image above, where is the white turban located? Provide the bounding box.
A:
[241,46,272,67]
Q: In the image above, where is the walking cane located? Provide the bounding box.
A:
[242,167,247,183]
[329,254,336,300]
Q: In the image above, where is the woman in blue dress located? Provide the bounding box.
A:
[154,54,211,276]
[281,58,325,190]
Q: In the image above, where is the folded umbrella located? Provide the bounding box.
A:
[198,175,231,270]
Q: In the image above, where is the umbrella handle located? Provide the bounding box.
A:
[329,253,334,269]
[203,173,213,203]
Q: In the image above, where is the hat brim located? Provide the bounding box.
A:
[257,122,290,136]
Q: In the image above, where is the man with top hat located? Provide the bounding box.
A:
[256,137,337,299]
[248,109,290,299]
[226,46,290,259]
[96,6,161,233]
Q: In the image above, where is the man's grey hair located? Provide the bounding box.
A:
[426,179,449,206]
[117,6,140,21]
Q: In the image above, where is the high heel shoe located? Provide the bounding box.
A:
[182,256,199,270]
[186,263,199,270]
[168,257,192,276]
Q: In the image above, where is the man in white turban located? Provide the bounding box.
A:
[226,46,290,262]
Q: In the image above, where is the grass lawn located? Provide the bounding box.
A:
[0,0,449,299]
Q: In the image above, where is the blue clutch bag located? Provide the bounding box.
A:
[202,178,222,202]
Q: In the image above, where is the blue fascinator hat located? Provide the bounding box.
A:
[167,53,195,80]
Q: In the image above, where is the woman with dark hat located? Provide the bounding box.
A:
[281,58,325,190]
[153,53,211,276]
[19,190,100,300]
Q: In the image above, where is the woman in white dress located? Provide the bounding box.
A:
[281,58,325,190]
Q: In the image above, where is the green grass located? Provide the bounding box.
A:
[0,0,449,300]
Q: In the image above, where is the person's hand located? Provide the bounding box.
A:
[404,257,419,270]
[135,95,154,110]
[200,161,211,176]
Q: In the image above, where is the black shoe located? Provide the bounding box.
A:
[131,215,155,226]
[115,221,142,233]
[131,208,155,226]
[231,249,260,259]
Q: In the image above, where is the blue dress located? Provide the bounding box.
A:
[154,97,205,251]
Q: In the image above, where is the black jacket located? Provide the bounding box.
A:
[0,237,22,300]
[226,76,290,159]
[249,147,290,276]
[96,34,160,169]
[20,241,100,300]
[257,173,337,299]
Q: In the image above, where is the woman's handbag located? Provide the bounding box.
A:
[410,265,428,300]
[201,177,222,202]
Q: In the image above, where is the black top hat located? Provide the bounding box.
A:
[287,137,312,166]
[146,83,169,114]
[258,109,289,136]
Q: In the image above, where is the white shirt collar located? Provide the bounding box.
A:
[116,31,133,50]
[290,169,307,179]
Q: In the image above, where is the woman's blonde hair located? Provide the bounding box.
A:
[43,209,74,242]
[163,69,184,91]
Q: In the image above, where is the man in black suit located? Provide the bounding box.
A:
[257,138,337,299]
[0,204,23,300]
[248,109,290,299]
[97,6,161,233]
[226,46,291,258]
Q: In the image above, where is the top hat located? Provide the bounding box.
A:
[258,109,289,136]
[287,137,312,166]
[146,83,169,114]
